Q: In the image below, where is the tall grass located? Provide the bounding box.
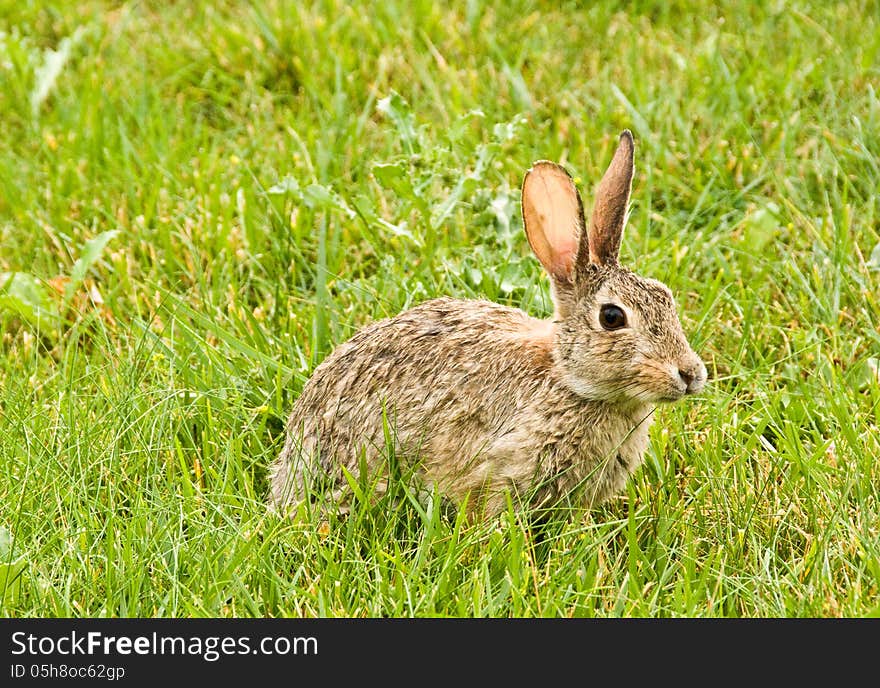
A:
[1,0,878,617]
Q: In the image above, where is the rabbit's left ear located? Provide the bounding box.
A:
[587,130,634,266]
[522,161,586,287]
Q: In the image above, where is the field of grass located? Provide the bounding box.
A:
[1,0,879,617]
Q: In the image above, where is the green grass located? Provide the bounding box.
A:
[1,0,879,617]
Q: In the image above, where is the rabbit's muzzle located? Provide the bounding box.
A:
[676,354,707,396]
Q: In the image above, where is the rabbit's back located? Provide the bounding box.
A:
[270,297,652,514]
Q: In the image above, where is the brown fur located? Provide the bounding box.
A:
[269,131,706,518]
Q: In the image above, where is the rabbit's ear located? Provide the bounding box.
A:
[586,130,634,266]
[522,161,587,287]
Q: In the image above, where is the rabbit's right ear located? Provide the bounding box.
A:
[522,162,587,291]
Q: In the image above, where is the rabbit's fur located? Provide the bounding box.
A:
[270,131,706,517]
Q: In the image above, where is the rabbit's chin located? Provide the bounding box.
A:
[656,390,688,403]
[559,369,653,406]
[560,368,692,407]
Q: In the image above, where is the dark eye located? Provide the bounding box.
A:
[599,304,627,330]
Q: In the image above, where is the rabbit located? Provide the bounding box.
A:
[269,130,707,518]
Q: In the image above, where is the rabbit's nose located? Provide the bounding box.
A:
[678,361,707,394]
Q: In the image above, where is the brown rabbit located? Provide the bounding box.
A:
[270,131,706,517]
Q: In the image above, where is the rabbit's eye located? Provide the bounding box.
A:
[599,304,627,330]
